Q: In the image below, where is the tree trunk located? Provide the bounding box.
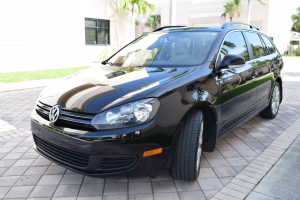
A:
[230,16,232,22]
[131,3,134,40]
[115,0,119,49]
[247,0,251,24]
[169,0,176,25]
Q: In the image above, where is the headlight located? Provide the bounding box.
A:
[91,98,160,130]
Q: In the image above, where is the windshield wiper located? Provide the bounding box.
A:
[101,60,113,66]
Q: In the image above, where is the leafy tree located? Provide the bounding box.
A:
[295,47,300,56]
[291,7,300,33]
[120,0,155,39]
[221,0,241,22]
[145,14,161,30]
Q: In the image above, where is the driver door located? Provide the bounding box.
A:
[216,31,256,135]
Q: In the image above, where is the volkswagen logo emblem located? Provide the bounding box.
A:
[49,105,61,123]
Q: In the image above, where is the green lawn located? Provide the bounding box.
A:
[282,55,300,57]
[0,66,90,83]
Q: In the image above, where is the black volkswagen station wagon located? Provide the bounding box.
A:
[31,22,283,181]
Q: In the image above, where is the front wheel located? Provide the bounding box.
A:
[259,82,281,119]
[171,110,204,181]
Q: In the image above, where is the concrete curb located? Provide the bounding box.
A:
[211,116,300,200]
[0,78,62,93]
[0,86,46,94]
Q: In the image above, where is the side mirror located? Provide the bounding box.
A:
[218,54,245,70]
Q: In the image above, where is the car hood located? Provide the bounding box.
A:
[38,65,197,113]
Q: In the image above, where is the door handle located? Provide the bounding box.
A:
[270,64,275,72]
[251,71,258,79]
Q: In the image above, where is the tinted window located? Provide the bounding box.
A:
[260,35,276,54]
[109,31,218,67]
[219,31,249,63]
[244,32,266,59]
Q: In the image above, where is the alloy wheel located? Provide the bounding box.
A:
[196,120,204,172]
[271,85,280,115]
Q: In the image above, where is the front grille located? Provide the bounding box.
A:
[96,155,138,173]
[36,101,95,131]
[34,134,90,168]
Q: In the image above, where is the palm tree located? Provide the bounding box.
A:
[247,0,266,24]
[145,14,161,31]
[221,0,241,22]
[120,0,155,39]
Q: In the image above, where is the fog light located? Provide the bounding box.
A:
[143,148,163,157]
[134,131,141,138]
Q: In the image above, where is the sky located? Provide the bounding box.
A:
[278,0,300,30]
[289,0,300,15]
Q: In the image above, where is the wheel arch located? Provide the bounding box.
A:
[197,105,218,152]
[276,77,283,103]
[174,103,218,152]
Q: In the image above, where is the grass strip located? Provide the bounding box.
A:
[0,66,90,83]
[282,55,300,57]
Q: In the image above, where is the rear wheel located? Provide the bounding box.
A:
[171,110,204,181]
[259,82,281,119]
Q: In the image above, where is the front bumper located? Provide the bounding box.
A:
[31,115,177,176]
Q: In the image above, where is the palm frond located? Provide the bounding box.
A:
[120,0,155,16]
[221,13,227,18]
[145,14,161,29]
[135,0,155,16]
[120,0,132,10]
[257,0,266,5]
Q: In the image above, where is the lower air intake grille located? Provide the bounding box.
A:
[96,155,138,173]
[34,134,90,168]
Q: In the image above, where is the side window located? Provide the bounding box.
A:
[244,32,266,59]
[218,31,250,65]
[260,35,276,54]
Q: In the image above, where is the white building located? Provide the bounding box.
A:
[0,0,134,72]
[1,0,297,73]
[136,0,297,54]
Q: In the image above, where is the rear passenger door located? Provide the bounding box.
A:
[216,31,256,135]
[243,32,274,110]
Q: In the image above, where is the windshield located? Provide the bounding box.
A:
[108,31,219,67]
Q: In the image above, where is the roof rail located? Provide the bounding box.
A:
[153,26,186,32]
[221,22,260,31]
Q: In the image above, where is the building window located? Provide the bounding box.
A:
[85,18,110,45]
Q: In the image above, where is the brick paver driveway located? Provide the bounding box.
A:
[0,57,300,200]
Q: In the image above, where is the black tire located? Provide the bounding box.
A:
[171,110,204,181]
[259,82,281,119]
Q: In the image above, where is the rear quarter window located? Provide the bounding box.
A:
[244,32,267,59]
[260,35,276,54]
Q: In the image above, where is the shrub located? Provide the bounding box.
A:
[295,47,300,56]
[290,40,299,45]
[100,47,118,60]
